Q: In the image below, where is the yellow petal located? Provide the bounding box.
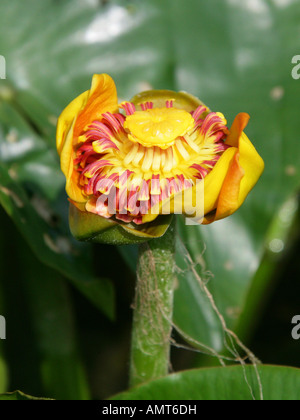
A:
[215,151,245,220]
[56,90,89,156]
[200,113,264,224]
[235,132,265,208]
[202,147,239,215]
[60,119,87,203]
[73,74,118,140]
[148,147,237,221]
[226,112,250,147]
[206,133,264,224]
[56,74,119,204]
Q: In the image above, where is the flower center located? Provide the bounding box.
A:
[74,101,230,225]
[124,108,195,149]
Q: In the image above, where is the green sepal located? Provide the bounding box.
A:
[69,204,173,245]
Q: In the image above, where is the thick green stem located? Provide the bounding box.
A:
[129,218,176,388]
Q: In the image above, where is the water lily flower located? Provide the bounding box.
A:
[57,74,264,244]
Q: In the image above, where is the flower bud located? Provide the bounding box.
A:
[57,74,264,244]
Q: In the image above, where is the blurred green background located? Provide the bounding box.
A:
[0,0,300,400]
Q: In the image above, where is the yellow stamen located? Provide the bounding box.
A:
[184,135,201,153]
[124,143,139,166]
[152,147,161,171]
[175,139,190,160]
[142,147,154,172]
[132,144,144,166]
[164,147,174,173]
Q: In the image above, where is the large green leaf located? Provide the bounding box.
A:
[0,356,8,394]
[112,365,300,400]
[0,162,114,319]
[1,0,300,350]
[168,0,300,347]
[0,100,64,201]
[18,240,90,400]
[0,95,114,319]
[0,0,173,142]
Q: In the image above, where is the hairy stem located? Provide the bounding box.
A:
[129,218,176,387]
